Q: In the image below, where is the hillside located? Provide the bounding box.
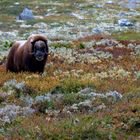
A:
[0,0,140,139]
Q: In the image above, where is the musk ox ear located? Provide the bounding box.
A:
[31,41,35,46]
[30,38,35,45]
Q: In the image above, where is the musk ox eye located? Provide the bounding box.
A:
[40,47,46,52]
[34,47,45,52]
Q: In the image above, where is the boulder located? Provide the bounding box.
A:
[18,7,34,20]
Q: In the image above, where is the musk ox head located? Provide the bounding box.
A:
[31,40,48,61]
[27,34,49,61]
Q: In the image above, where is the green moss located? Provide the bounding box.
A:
[113,32,140,40]
[61,78,92,94]
[51,79,83,94]
[3,40,13,49]
[78,43,85,49]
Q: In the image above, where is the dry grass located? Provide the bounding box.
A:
[0,36,140,139]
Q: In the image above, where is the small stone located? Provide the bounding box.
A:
[14,2,20,5]
[20,24,32,28]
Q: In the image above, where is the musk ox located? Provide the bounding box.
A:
[6,34,49,73]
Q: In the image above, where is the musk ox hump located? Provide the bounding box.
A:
[27,34,48,44]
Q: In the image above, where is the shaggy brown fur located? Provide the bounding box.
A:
[6,34,49,73]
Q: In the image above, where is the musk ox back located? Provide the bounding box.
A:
[6,34,49,73]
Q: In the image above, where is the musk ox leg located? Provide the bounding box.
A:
[6,46,17,72]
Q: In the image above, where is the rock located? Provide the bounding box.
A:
[18,7,34,20]
[118,19,134,27]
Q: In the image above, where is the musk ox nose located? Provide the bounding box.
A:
[35,52,45,61]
